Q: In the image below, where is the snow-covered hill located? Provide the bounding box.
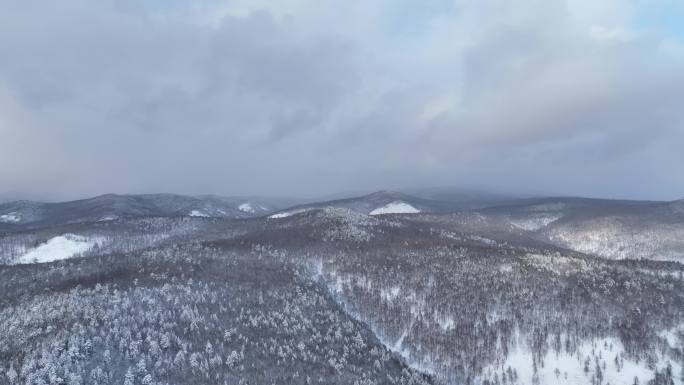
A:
[477,198,684,262]
[268,190,456,218]
[369,201,420,215]
[1,191,683,385]
[0,194,297,231]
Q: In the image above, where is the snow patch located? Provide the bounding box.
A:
[0,212,21,223]
[269,208,310,219]
[468,234,497,245]
[510,214,562,231]
[189,210,210,217]
[238,203,255,213]
[98,214,119,222]
[659,324,684,348]
[14,235,101,264]
[482,335,682,385]
[370,201,420,215]
[269,211,293,219]
[380,286,401,302]
[433,313,454,331]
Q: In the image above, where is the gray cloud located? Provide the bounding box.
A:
[1,0,683,200]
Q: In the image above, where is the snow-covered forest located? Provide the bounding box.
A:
[1,194,683,385]
[4,0,684,382]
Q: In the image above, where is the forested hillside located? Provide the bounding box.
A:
[1,205,682,385]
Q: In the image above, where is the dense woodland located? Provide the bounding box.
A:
[1,207,683,385]
[0,245,431,385]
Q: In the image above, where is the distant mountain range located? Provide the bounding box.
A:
[0,188,514,231]
[266,190,462,218]
[0,193,298,231]
[2,190,684,262]
[1,188,683,385]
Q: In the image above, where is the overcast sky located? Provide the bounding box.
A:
[1,0,683,201]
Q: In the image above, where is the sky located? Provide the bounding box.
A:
[1,0,683,201]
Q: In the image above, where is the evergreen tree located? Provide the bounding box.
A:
[123,367,135,385]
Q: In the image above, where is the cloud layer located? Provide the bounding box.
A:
[1,0,683,200]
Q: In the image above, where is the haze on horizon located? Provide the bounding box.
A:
[1,0,683,201]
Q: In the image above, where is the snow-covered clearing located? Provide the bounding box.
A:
[483,334,682,385]
[189,210,210,217]
[0,212,21,223]
[659,323,684,349]
[269,208,310,219]
[14,235,102,264]
[510,214,562,231]
[238,203,255,213]
[98,214,119,222]
[369,201,420,215]
[269,211,294,219]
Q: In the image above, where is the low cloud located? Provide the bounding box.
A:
[1,0,682,200]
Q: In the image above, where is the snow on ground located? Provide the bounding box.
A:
[320,268,437,376]
[189,210,210,217]
[510,214,562,231]
[323,265,682,385]
[380,286,401,302]
[483,334,683,385]
[433,312,454,331]
[269,208,310,219]
[14,235,101,264]
[269,211,294,219]
[546,219,684,261]
[528,203,567,212]
[467,234,497,245]
[369,201,420,215]
[659,323,684,348]
[238,203,255,213]
[524,253,590,275]
[0,212,21,223]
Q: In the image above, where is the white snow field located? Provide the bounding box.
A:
[98,214,119,222]
[14,235,100,264]
[0,212,21,223]
[482,335,683,385]
[269,208,310,219]
[269,211,293,219]
[238,203,255,213]
[369,201,420,215]
[188,210,210,217]
[509,214,562,231]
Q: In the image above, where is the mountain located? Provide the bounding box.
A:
[4,191,683,261]
[1,194,681,385]
[196,195,302,216]
[267,193,684,262]
[268,190,461,218]
[476,197,684,261]
[0,193,295,232]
